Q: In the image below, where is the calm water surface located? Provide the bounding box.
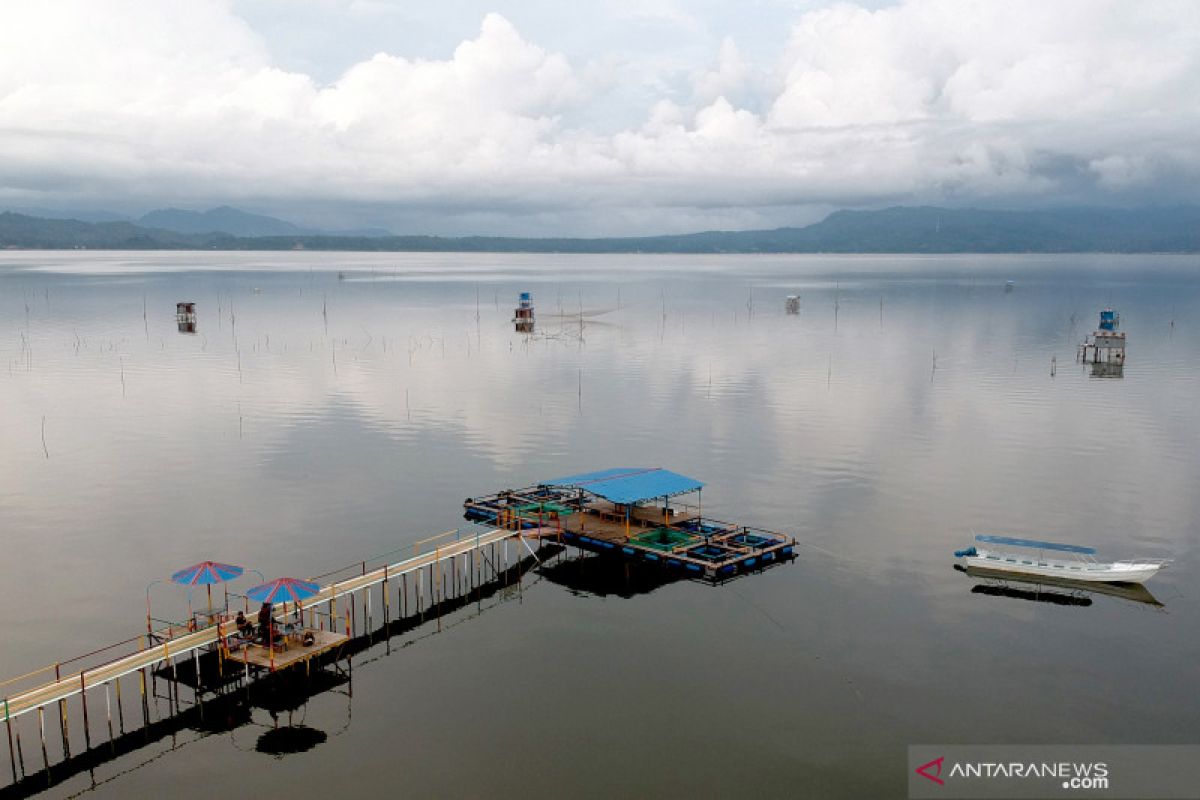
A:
[1,252,1198,798]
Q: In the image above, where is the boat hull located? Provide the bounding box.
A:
[962,554,1162,584]
[959,566,1164,606]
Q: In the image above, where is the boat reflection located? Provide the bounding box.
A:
[954,564,1164,609]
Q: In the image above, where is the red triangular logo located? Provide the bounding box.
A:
[916,756,945,785]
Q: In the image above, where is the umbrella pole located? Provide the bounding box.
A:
[207,585,212,620]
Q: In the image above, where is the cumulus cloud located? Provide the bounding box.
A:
[0,0,1198,234]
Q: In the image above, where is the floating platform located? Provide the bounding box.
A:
[464,468,795,581]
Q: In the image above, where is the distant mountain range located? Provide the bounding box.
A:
[5,205,393,238]
[2,205,1199,253]
[136,206,394,238]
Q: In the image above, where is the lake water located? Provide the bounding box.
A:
[1,252,1197,799]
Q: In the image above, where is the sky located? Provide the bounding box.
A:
[0,0,1198,236]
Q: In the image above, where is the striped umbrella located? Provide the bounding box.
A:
[171,561,244,586]
[246,577,320,605]
[170,561,245,618]
[247,577,320,670]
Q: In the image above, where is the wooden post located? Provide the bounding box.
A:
[104,683,114,751]
[192,649,203,716]
[434,547,441,610]
[4,698,15,784]
[115,675,125,734]
[216,619,225,679]
[79,673,91,752]
[53,663,69,760]
[138,667,148,729]
[37,707,48,779]
[14,713,25,780]
[169,646,180,712]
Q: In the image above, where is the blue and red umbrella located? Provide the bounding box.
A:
[168,560,246,620]
[247,577,320,605]
[171,561,244,586]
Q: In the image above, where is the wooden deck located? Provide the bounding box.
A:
[226,630,348,670]
[534,503,697,541]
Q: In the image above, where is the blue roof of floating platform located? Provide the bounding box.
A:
[975,535,1096,555]
[544,468,703,505]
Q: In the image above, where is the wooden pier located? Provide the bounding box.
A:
[0,526,543,793]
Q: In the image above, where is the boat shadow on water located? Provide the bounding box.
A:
[954,565,1166,610]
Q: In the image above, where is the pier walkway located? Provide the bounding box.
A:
[2,527,528,722]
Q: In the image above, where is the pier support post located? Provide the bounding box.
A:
[54,663,69,761]
[104,683,114,751]
[138,668,148,730]
[169,653,179,713]
[5,699,15,784]
[192,649,203,718]
[14,718,25,779]
[80,673,92,752]
[382,565,389,625]
[115,675,124,734]
[37,707,48,779]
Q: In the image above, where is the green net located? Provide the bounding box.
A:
[512,502,575,516]
[629,527,699,552]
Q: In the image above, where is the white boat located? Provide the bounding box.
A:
[954,535,1167,584]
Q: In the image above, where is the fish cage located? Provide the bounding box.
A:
[176,301,197,334]
[464,468,795,582]
[1079,308,1126,365]
[513,291,535,332]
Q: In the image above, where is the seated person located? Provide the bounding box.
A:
[256,602,279,643]
[235,610,254,639]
